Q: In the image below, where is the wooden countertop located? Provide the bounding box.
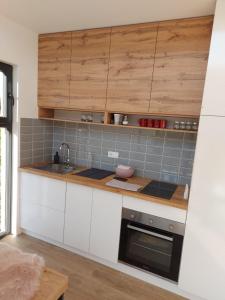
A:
[33,268,68,300]
[19,164,188,210]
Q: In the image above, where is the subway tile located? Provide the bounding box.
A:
[116,141,130,151]
[54,121,65,128]
[184,132,197,141]
[116,133,131,143]
[33,149,44,157]
[102,140,116,149]
[130,152,145,162]
[182,149,195,160]
[147,131,165,138]
[92,160,101,169]
[88,137,102,147]
[145,162,161,173]
[20,157,32,166]
[178,176,192,185]
[148,137,164,147]
[183,140,196,150]
[130,143,147,153]
[164,139,183,149]
[33,141,44,150]
[145,154,162,164]
[180,167,193,177]
[129,160,145,170]
[20,141,32,150]
[144,170,161,180]
[87,145,101,154]
[77,137,88,145]
[76,158,88,167]
[163,147,181,158]
[115,158,129,166]
[21,148,32,159]
[132,128,150,136]
[32,119,43,127]
[20,118,33,126]
[165,131,184,140]
[102,131,116,141]
[65,134,75,144]
[135,169,144,177]
[21,134,32,143]
[32,155,44,163]
[160,172,178,184]
[161,164,179,174]
[162,156,180,166]
[117,150,129,159]
[101,155,115,165]
[131,135,148,145]
[180,159,193,169]
[100,163,115,171]
[147,146,163,155]
[20,126,32,134]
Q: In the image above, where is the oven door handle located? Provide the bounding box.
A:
[127,224,173,242]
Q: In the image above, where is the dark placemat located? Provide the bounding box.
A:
[140,180,177,200]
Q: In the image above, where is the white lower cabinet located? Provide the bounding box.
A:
[20,172,66,242]
[89,189,122,263]
[64,183,93,252]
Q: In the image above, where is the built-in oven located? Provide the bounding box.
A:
[119,208,185,282]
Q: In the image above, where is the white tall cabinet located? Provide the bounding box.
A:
[179,2,225,299]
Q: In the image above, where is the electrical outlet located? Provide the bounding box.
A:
[108,151,119,158]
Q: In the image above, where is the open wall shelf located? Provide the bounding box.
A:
[38,107,198,134]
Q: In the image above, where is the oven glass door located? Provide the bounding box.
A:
[119,220,183,281]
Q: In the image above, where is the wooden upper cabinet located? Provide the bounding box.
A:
[70,28,111,111]
[149,16,213,116]
[106,23,158,113]
[38,32,72,108]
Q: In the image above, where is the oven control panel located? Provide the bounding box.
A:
[122,208,185,236]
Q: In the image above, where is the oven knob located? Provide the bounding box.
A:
[169,224,174,231]
[130,214,135,219]
[149,219,153,225]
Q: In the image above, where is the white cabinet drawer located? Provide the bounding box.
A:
[21,201,64,242]
[123,196,187,224]
[64,183,93,252]
[20,172,66,212]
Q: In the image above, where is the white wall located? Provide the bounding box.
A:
[0,14,38,234]
[0,14,38,118]
[179,1,225,299]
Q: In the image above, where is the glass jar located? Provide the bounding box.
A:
[185,121,192,130]
[180,121,186,130]
[192,122,198,131]
[173,121,180,130]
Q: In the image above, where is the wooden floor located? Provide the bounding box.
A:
[2,234,186,300]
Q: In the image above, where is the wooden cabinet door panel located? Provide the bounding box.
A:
[70,80,107,110]
[109,23,158,80]
[38,32,72,108]
[156,17,213,56]
[106,79,151,113]
[107,23,158,113]
[150,80,205,116]
[150,16,213,116]
[154,53,209,81]
[70,28,110,110]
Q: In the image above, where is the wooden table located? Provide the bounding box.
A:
[33,268,68,300]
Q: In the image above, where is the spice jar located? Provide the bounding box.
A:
[185,121,192,131]
[192,122,198,131]
[180,121,186,130]
[173,121,180,130]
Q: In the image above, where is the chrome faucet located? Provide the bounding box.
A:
[59,143,70,166]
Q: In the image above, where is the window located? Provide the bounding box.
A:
[0,62,13,237]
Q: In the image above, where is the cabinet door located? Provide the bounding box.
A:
[64,183,93,252]
[38,32,71,108]
[70,28,111,110]
[150,16,213,116]
[89,189,122,263]
[20,172,66,212]
[20,172,66,242]
[106,23,158,113]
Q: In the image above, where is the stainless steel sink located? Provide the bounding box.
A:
[33,163,75,174]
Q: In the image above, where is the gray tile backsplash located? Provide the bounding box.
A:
[20,118,53,166]
[20,118,197,185]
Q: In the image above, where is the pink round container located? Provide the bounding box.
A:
[115,165,134,178]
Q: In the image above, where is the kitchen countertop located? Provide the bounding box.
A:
[19,164,188,211]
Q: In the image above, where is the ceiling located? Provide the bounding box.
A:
[0,0,216,33]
